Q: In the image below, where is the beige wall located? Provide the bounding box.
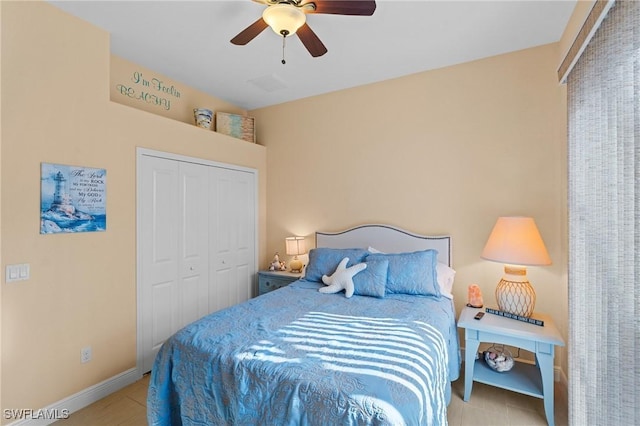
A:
[252,43,568,374]
[110,55,247,126]
[1,1,266,414]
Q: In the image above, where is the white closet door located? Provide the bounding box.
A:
[140,156,210,372]
[209,167,256,313]
[138,149,257,374]
[177,161,210,327]
[140,156,180,373]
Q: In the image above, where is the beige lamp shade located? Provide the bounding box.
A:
[481,217,551,266]
[481,217,551,317]
[285,236,306,256]
[285,236,306,273]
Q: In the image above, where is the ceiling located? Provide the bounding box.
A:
[49,0,576,111]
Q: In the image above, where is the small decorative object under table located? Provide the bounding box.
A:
[457,306,565,426]
[258,270,303,296]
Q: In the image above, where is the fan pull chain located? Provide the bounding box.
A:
[281,35,286,65]
[278,29,290,65]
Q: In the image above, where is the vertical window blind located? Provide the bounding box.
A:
[567,1,639,424]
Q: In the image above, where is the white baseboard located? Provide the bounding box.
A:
[555,365,569,402]
[7,368,141,426]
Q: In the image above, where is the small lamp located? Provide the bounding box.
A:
[481,216,551,317]
[285,236,306,273]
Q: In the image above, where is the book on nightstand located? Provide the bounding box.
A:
[485,307,545,326]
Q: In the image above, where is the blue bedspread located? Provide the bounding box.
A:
[148,280,460,425]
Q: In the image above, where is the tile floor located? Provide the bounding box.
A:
[53,375,149,426]
[54,368,568,425]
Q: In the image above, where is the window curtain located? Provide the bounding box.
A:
[567,1,639,425]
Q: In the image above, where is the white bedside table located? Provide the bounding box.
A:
[458,306,565,426]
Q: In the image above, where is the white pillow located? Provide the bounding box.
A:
[436,262,456,299]
[368,246,455,298]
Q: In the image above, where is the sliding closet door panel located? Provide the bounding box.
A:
[151,283,174,348]
[232,172,255,302]
[141,156,180,372]
[209,167,256,312]
[178,162,210,327]
[210,267,233,313]
[209,169,231,312]
[236,264,250,302]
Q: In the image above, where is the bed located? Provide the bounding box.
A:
[147,224,461,425]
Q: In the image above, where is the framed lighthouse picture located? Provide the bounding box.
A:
[40,163,106,234]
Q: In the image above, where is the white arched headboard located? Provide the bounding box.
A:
[316,224,452,266]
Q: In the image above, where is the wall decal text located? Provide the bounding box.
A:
[115,71,181,111]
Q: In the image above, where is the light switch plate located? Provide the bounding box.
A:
[6,264,30,283]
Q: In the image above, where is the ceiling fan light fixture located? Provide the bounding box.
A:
[262,3,306,36]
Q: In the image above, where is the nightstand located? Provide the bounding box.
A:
[458,306,565,426]
[258,270,303,296]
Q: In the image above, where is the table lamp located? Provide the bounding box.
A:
[285,236,306,273]
[481,216,551,317]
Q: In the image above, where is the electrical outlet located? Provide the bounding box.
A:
[81,346,92,363]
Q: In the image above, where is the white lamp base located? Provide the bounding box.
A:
[495,265,536,317]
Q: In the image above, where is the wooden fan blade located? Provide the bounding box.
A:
[230,18,269,45]
[297,23,327,57]
[309,0,376,16]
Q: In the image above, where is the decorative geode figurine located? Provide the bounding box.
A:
[467,283,484,308]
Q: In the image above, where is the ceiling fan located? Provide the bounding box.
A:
[230,0,376,62]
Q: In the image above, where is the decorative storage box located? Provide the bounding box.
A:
[215,112,255,143]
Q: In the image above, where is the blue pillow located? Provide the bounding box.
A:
[366,249,440,297]
[305,248,369,283]
[353,259,388,298]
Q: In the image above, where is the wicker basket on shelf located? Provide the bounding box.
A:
[483,346,514,373]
